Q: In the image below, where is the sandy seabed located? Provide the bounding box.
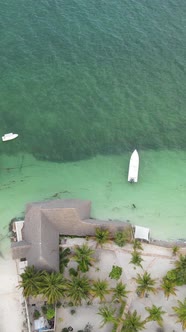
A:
[1,150,186,244]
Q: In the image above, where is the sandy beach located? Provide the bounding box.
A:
[55,238,185,332]
[0,250,25,332]
[1,236,186,332]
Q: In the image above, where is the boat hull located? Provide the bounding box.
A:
[2,133,19,142]
[128,149,139,183]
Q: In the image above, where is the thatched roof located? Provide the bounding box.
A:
[16,199,91,271]
[12,198,131,271]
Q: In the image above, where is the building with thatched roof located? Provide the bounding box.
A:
[12,199,131,271]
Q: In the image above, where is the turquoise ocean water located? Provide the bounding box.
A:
[0,0,186,246]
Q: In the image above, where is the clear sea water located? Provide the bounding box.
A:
[0,0,186,247]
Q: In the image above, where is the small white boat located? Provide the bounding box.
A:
[2,133,19,142]
[128,149,139,183]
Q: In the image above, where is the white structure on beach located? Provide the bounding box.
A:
[134,225,150,243]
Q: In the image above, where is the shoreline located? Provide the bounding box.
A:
[0,151,186,242]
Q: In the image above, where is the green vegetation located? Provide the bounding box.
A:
[164,255,186,286]
[161,277,177,299]
[98,305,116,327]
[19,266,44,298]
[95,227,110,247]
[133,240,143,251]
[145,304,165,327]
[69,267,78,277]
[112,281,129,303]
[39,272,66,304]
[109,265,122,280]
[130,251,143,268]
[135,271,157,298]
[91,279,110,302]
[73,243,95,272]
[19,238,186,332]
[114,227,133,247]
[33,309,41,320]
[172,245,180,256]
[114,231,127,247]
[59,247,71,273]
[66,275,90,305]
[46,306,55,320]
[120,310,146,332]
[172,298,186,330]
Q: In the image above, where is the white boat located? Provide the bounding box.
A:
[2,133,19,142]
[128,149,139,183]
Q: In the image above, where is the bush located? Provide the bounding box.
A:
[33,310,41,320]
[166,269,177,282]
[61,328,69,332]
[46,307,55,320]
[165,268,186,286]
[69,267,78,277]
[114,231,126,247]
[109,265,122,280]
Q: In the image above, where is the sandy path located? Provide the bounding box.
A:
[0,253,24,332]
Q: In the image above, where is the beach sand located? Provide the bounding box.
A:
[56,238,184,332]
[0,251,25,332]
[1,237,185,331]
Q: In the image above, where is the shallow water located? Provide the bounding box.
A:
[0,150,186,248]
[1,1,186,248]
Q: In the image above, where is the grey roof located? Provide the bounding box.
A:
[12,198,131,271]
[12,241,31,260]
[21,199,91,271]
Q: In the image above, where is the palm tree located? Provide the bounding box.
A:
[112,281,129,303]
[98,305,116,327]
[19,266,43,298]
[121,310,146,332]
[145,304,166,327]
[130,251,143,269]
[59,247,71,273]
[114,231,127,247]
[172,298,186,330]
[172,245,180,256]
[95,227,110,247]
[161,278,177,299]
[91,279,110,302]
[39,272,66,304]
[133,240,143,251]
[66,275,90,305]
[73,243,95,272]
[135,271,157,298]
[175,255,186,271]
[174,255,186,285]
